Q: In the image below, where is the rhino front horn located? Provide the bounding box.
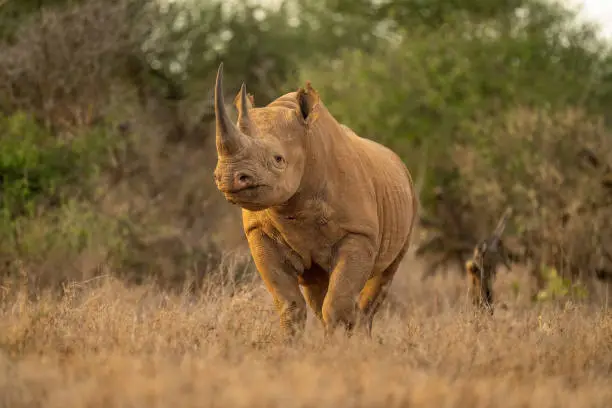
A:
[214,62,243,155]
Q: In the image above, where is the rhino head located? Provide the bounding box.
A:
[212,63,318,211]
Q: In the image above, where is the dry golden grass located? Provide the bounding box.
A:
[0,253,610,408]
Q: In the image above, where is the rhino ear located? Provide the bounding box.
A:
[296,81,320,121]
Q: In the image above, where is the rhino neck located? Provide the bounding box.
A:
[305,101,354,178]
[273,102,355,216]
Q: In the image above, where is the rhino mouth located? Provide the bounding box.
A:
[227,184,265,194]
[222,185,271,206]
[224,195,270,211]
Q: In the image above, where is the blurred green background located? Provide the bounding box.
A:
[1,0,612,300]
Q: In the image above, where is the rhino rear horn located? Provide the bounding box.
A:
[214,62,244,155]
[236,83,255,134]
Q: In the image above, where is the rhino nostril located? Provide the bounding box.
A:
[235,172,253,187]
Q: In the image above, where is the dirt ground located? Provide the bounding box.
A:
[0,250,610,408]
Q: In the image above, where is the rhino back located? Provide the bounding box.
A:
[343,126,417,270]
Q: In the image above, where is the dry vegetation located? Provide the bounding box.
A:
[1,251,610,408]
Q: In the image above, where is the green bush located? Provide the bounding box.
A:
[0,112,114,220]
[0,200,128,288]
[535,265,589,302]
[0,112,127,289]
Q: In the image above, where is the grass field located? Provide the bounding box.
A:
[0,251,610,408]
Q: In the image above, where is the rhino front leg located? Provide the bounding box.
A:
[247,230,307,341]
[322,234,376,337]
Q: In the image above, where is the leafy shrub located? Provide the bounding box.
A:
[535,265,589,302]
[0,200,128,288]
[0,112,115,220]
[455,107,612,287]
[0,0,149,130]
[0,112,126,289]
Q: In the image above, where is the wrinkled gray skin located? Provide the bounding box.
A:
[213,63,418,340]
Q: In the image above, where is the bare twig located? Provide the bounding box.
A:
[466,206,513,314]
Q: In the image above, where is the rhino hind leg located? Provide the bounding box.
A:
[358,243,408,337]
[247,230,308,341]
[357,276,391,337]
[298,263,329,323]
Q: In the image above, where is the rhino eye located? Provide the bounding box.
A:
[273,155,285,165]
